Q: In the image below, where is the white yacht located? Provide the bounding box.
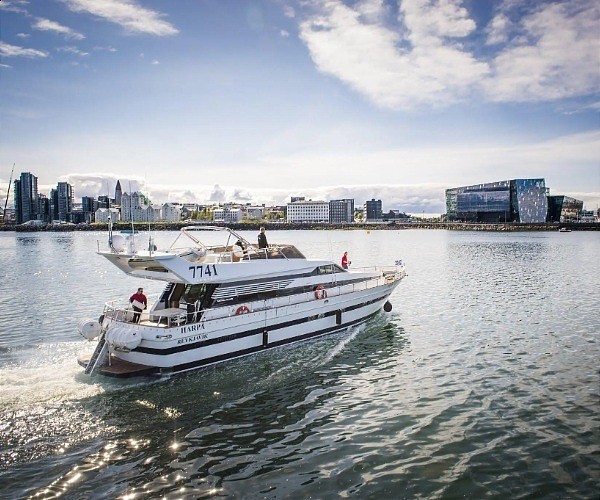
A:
[78,226,406,378]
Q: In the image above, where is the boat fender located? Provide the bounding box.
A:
[236,305,251,315]
[314,285,327,300]
[383,301,392,312]
[106,325,142,351]
[77,318,102,340]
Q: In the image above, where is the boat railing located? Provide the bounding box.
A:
[102,266,405,329]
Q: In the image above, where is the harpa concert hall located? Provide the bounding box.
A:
[445,179,583,223]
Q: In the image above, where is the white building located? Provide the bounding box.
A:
[286,200,329,223]
[213,207,243,223]
[95,207,121,223]
[160,203,182,222]
[244,206,265,220]
[121,192,160,222]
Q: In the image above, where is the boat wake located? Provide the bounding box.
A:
[0,342,104,409]
[321,324,364,364]
[259,324,366,386]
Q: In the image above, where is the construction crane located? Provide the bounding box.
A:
[2,163,15,223]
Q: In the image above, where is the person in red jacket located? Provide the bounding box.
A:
[341,251,351,269]
[129,287,147,323]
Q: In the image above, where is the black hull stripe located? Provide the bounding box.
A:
[164,310,380,375]
[134,295,388,356]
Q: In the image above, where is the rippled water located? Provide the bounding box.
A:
[0,230,598,498]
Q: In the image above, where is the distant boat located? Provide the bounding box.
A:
[120,229,139,234]
[558,227,572,232]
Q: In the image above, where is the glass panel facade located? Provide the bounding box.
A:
[547,195,583,222]
[511,179,548,223]
[446,179,549,223]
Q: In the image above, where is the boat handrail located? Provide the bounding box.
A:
[102,267,406,329]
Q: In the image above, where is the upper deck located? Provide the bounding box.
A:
[99,226,329,284]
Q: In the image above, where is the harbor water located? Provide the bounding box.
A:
[0,229,598,498]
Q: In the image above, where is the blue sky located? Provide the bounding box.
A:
[1,0,599,214]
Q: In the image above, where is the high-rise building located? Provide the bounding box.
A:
[37,194,50,222]
[97,195,111,208]
[55,182,74,222]
[364,199,383,221]
[329,199,354,223]
[445,179,548,223]
[82,196,99,222]
[115,180,122,206]
[13,172,38,224]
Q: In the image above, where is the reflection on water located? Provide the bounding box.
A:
[0,230,598,498]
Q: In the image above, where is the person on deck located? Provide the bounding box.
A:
[341,251,351,269]
[258,227,269,249]
[129,287,147,323]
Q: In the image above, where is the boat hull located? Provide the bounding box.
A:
[81,282,398,378]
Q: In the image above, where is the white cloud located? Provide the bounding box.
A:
[16,33,31,39]
[93,46,118,52]
[0,1,29,14]
[280,30,289,37]
[57,46,89,56]
[485,1,600,102]
[33,18,85,40]
[151,60,159,65]
[0,64,13,69]
[62,0,178,36]
[400,0,476,43]
[57,173,142,199]
[283,5,296,18]
[298,0,599,109]
[0,41,48,58]
[485,13,511,45]
[299,0,489,109]
[208,184,226,202]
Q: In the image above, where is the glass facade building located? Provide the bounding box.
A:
[547,196,583,222]
[446,179,548,223]
[13,172,39,224]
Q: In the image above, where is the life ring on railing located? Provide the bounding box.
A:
[314,285,327,300]
[236,305,251,315]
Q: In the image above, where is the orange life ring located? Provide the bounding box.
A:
[235,305,251,315]
[314,285,327,300]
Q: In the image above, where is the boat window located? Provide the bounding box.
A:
[314,265,339,275]
[183,283,208,303]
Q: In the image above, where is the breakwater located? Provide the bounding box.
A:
[2,221,598,232]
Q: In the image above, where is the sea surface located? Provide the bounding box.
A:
[0,229,598,499]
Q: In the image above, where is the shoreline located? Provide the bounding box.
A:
[1,221,598,232]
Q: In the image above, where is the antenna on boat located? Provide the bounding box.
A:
[108,213,114,249]
[145,172,155,255]
[2,163,15,223]
[128,180,136,253]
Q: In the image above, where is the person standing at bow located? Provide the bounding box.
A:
[258,227,269,249]
[129,287,147,323]
[341,251,351,269]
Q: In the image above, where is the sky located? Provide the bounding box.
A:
[1,0,599,214]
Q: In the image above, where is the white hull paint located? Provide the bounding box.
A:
[80,226,406,377]
[105,281,398,374]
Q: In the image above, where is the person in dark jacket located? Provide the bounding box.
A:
[258,227,269,249]
[129,287,147,323]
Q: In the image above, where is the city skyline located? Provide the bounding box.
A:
[1,0,599,213]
